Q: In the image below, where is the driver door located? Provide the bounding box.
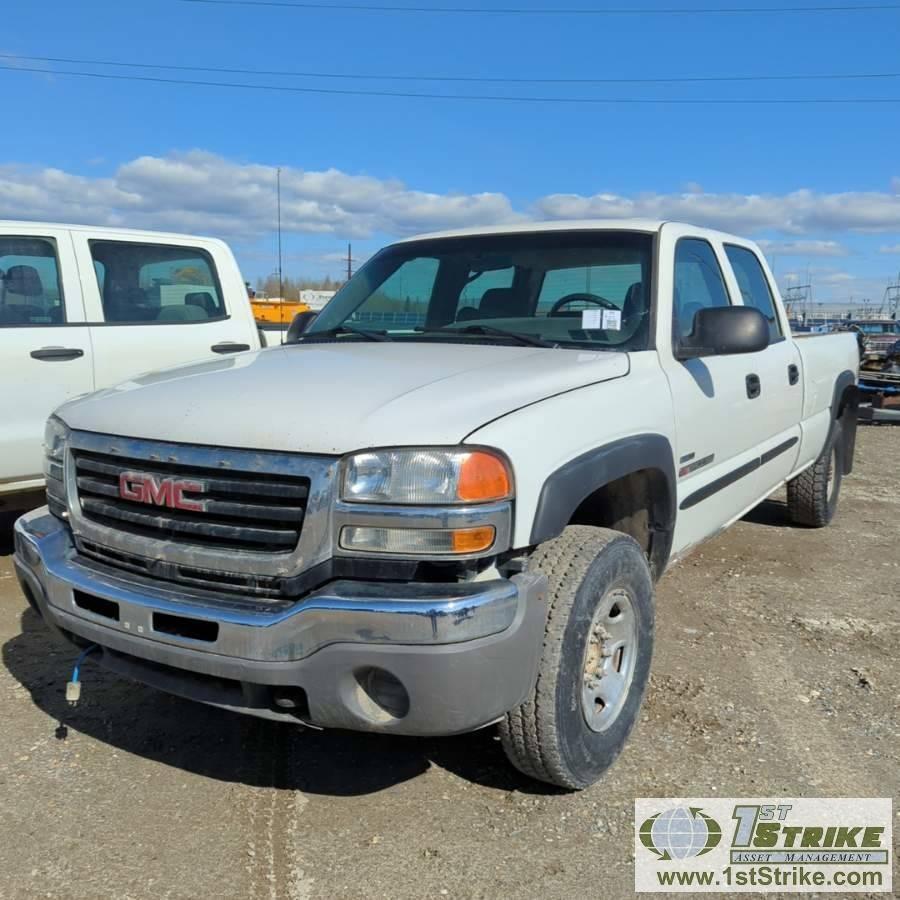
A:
[657,227,782,555]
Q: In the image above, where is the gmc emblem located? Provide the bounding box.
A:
[119,471,207,512]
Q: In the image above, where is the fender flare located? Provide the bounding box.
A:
[528,433,677,576]
[830,369,859,475]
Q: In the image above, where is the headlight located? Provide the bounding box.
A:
[43,416,70,517]
[43,416,69,469]
[341,448,512,505]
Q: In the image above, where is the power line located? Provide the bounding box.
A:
[3,52,900,85]
[5,63,900,103]
[179,0,900,14]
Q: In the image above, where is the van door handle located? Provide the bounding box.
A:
[746,373,761,399]
[788,364,800,385]
[30,347,84,361]
[211,342,251,354]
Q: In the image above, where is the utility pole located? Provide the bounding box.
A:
[276,167,283,302]
[346,242,353,282]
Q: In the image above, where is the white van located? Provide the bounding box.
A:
[0,221,265,507]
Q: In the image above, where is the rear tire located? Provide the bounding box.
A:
[499,526,654,790]
[786,420,843,528]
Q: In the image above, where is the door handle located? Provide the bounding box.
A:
[211,342,251,354]
[788,364,800,386]
[30,347,84,361]
[746,373,761,399]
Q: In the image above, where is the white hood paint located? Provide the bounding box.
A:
[58,343,629,454]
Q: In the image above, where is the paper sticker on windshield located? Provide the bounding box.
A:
[602,309,622,331]
[581,309,603,330]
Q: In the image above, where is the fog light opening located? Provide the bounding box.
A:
[354,667,410,722]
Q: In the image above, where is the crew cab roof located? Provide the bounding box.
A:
[0,219,224,245]
[393,219,748,246]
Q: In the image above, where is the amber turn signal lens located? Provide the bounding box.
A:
[450,526,496,554]
[457,452,512,502]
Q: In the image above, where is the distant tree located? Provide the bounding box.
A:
[254,273,346,299]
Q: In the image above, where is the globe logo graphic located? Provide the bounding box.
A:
[639,807,722,860]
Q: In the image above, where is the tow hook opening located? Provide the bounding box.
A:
[270,687,311,719]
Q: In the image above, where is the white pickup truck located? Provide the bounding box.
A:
[14,220,859,789]
[0,221,270,510]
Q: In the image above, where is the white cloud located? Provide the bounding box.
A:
[818,272,855,285]
[536,186,900,235]
[879,243,900,254]
[0,150,520,241]
[1,152,899,250]
[757,239,848,258]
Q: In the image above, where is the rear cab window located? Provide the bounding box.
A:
[724,244,783,341]
[89,241,227,324]
[0,236,66,326]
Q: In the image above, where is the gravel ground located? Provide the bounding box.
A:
[1,426,897,900]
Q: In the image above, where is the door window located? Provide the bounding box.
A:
[673,238,732,342]
[725,245,783,340]
[0,237,65,326]
[89,241,226,323]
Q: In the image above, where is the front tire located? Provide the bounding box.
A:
[786,420,843,528]
[500,526,654,790]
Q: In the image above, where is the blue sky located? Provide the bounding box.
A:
[2,0,900,306]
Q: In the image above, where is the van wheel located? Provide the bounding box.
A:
[499,526,654,790]
[786,420,843,528]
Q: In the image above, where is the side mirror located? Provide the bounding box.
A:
[286,310,318,343]
[676,306,769,360]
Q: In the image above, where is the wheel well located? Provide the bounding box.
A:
[567,468,673,579]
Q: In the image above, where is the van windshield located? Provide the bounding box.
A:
[305,230,654,351]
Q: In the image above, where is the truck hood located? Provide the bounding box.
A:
[57,342,629,454]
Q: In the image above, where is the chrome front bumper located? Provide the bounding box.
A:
[14,508,548,735]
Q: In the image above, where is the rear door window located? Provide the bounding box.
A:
[0,236,66,326]
[725,245,783,340]
[89,241,226,323]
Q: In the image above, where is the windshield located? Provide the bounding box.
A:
[306,230,654,351]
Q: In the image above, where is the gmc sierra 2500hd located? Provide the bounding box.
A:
[14,221,859,789]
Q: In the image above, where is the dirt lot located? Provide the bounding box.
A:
[1,426,897,900]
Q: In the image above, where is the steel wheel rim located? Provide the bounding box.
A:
[581,587,638,733]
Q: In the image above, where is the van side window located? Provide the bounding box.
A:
[0,237,65,326]
[89,241,226,324]
[725,245,783,340]
[673,238,731,342]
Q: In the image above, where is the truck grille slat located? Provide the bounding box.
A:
[74,456,309,500]
[75,476,305,523]
[74,448,309,553]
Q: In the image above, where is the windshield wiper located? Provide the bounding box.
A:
[293,324,392,343]
[415,324,555,348]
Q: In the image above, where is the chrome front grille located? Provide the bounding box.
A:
[73,448,310,554]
